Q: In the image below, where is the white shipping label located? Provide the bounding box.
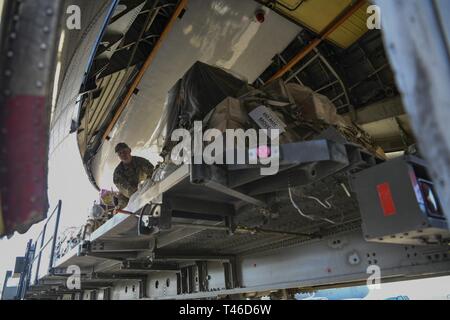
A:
[249,105,286,133]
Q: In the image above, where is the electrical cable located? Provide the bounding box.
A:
[304,194,334,209]
[288,187,315,221]
[288,187,338,225]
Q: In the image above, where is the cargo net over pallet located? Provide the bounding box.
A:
[147,61,385,170]
[123,60,385,256]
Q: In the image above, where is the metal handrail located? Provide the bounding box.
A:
[33,200,61,242]
[29,200,62,284]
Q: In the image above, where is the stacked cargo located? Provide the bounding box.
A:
[150,61,384,179]
[150,61,250,159]
[54,227,83,260]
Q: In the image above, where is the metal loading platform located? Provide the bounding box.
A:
[72,136,372,256]
[22,136,450,300]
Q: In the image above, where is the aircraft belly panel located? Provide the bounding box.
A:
[91,0,301,190]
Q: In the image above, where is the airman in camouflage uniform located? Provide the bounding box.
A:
[113,143,154,208]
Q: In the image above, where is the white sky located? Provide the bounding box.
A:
[0,134,98,292]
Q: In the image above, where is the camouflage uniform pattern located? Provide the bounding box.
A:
[113,156,154,207]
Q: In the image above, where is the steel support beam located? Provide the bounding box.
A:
[343,96,405,125]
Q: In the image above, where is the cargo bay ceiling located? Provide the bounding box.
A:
[76,0,181,160]
[73,0,414,189]
[255,0,371,48]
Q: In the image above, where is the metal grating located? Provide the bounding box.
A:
[159,173,362,256]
